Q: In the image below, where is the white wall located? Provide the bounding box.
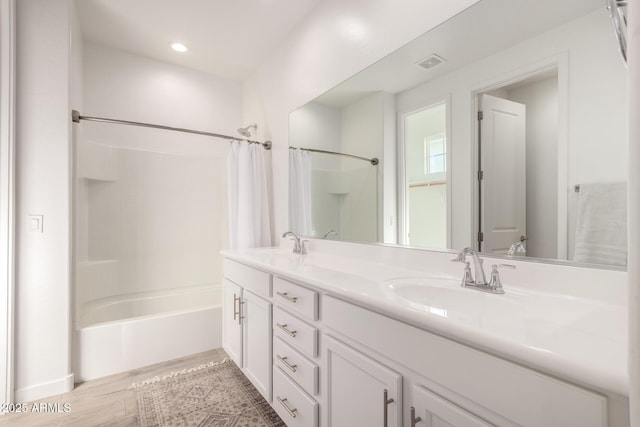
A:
[242,0,481,238]
[627,1,640,424]
[0,0,16,407]
[82,43,243,155]
[396,9,627,251]
[15,0,75,401]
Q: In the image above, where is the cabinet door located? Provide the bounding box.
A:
[412,385,492,427]
[242,289,273,402]
[222,279,243,366]
[325,336,402,427]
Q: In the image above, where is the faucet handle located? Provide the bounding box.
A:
[451,252,466,262]
[300,240,308,255]
[461,261,473,286]
[488,263,515,293]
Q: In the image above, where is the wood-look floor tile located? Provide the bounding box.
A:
[0,348,224,427]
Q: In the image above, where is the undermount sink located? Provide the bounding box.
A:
[383,276,514,314]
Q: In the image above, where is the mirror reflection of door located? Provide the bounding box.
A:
[402,101,448,248]
[477,69,559,257]
[478,94,527,254]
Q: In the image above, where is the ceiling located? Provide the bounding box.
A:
[76,0,323,81]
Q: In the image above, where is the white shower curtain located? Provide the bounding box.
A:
[289,149,312,236]
[227,141,272,250]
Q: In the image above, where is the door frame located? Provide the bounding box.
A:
[0,0,16,407]
[470,53,569,258]
[397,95,452,248]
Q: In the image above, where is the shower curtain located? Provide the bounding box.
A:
[227,141,272,250]
[289,149,312,236]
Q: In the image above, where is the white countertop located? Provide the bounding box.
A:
[221,245,628,397]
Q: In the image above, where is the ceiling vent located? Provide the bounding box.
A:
[415,54,446,70]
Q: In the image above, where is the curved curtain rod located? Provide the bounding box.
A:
[289,146,379,165]
[71,110,272,150]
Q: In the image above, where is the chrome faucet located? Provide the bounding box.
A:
[507,236,527,256]
[282,231,307,255]
[451,248,514,294]
[452,247,487,285]
[322,229,338,239]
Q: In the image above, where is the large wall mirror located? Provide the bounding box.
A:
[289,0,628,268]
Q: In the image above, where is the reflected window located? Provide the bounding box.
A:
[425,134,446,178]
[402,101,448,249]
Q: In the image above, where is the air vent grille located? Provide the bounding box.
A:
[416,54,446,70]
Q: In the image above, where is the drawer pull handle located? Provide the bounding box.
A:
[277,291,298,303]
[410,406,422,426]
[276,354,298,373]
[276,323,297,338]
[276,396,298,418]
[383,389,394,427]
[238,300,245,325]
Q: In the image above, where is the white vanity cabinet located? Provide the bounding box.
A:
[222,279,243,365]
[324,335,402,427]
[222,256,618,427]
[323,295,609,427]
[271,277,321,426]
[410,385,492,427]
[222,259,273,402]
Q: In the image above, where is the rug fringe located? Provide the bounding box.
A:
[128,357,230,389]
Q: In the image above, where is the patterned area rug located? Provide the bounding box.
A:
[133,356,285,427]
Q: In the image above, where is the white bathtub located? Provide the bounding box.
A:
[73,284,222,382]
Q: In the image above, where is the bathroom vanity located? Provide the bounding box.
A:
[222,240,628,427]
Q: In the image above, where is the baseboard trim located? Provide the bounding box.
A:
[15,372,74,402]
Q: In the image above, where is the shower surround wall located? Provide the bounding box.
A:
[74,42,243,380]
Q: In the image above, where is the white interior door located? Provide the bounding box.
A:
[479,94,526,253]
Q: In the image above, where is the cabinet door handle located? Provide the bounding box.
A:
[233,293,240,320]
[238,299,245,325]
[277,291,298,303]
[276,396,298,418]
[276,323,297,338]
[276,354,298,373]
[410,406,422,426]
[383,389,394,427]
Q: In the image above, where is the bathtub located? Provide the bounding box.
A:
[73,284,222,382]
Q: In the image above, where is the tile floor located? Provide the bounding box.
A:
[0,348,227,427]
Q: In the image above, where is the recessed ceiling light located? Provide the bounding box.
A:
[170,42,188,53]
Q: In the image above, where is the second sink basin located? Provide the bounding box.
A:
[383,276,517,316]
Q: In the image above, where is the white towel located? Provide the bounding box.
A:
[574,182,627,266]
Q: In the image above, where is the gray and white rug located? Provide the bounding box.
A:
[133,355,285,427]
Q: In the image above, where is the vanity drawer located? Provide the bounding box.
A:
[273,366,318,427]
[274,307,318,358]
[274,337,319,396]
[274,277,318,320]
[224,259,272,298]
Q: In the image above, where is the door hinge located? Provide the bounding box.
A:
[478,111,484,121]
[478,170,484,181]
[478,231,484,242]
